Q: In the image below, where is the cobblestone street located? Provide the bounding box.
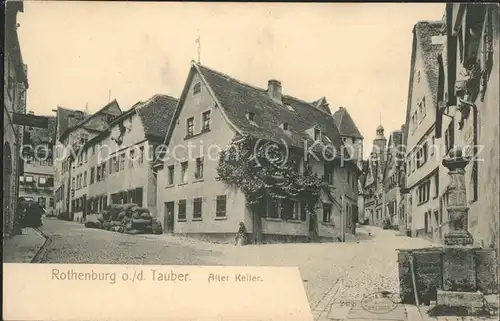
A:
[39,217,440,317]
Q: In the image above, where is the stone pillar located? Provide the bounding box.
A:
[441,147,477,292]
[442,147,474,246]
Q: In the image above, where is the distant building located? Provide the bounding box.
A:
[19,113,56,214]
[401,21,444,238]
[332,106,365,224]
[3,2,29,238]
[53,101,122,220]
[381,128,405,229]
[73,94,177,222]
[363,125,387,226]
[154,62,360,243]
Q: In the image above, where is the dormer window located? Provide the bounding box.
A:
[281,123,289,131]
[247,112,256,124]
[193,82,201,95]
[314,128,321,141]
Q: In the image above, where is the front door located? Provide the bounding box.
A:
[165,202,175,233]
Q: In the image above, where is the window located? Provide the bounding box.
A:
[282,199,300,220]
[193,82,201,95]
[247,112,255,122]
[178,200,187,220]
[83,171,87,187]
[186,117,194,137]
[193,197,203,219]
[430,136,435,156]
[216,195,227,217]
[96,165,100,182]
[282,122,289,131]
[422,97,427,118]
[434,173,439,199]
[90,167,95,184]
[112,156,118,173]
[323,203,332,223]
[25,176,34,183]
[19,176,24,183]
[139,146,144,164]
[266,198,279,219]
[202,111,211,132]
[102,163,106,180]
[120,153,125,170]
[418,180,431,204]
[38,177,47,185]
[129,149,135,168]
[347,171,351,184]
[168,165,175,185]
[49,198,54,208]
[314,128,321,141]
[181,161,188,183]
[195,157,204,180]
[324,162,334,185]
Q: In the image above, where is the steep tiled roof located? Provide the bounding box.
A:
[415,21,444,107]
[135,94,178,141]
[403,20,444,145]
[59,100,122,140]
[25,116,56,145]
[54,106,85,143]
[332,107,363,139]
[196,64,348,157]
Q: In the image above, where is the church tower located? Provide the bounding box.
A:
[372,125,387,163]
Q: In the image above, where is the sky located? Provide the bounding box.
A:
[18,1,444,155]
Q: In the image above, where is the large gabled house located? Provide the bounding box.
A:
[401,20,444,238]
[154,62,361,243]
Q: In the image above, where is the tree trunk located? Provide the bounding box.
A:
[251,204,263,244]
[309,213,319,242]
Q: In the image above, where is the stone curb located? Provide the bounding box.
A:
[30,228,52,263]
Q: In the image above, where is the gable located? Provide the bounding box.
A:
[332,107,363,139]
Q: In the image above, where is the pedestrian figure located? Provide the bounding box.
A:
[235,222,247,246]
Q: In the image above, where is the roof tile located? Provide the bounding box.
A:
[196,64,348,158]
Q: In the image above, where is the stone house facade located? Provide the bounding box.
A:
[72,94,177,223]
[401,21,445,238]
[435,4,499,253]
[382,129,405,228]
[155,62,360,243]
[3,2,29,238]
[19,114,56,214]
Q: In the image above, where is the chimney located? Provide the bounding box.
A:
[267,79,282,102]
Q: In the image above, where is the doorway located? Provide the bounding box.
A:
[164,202,175,233]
